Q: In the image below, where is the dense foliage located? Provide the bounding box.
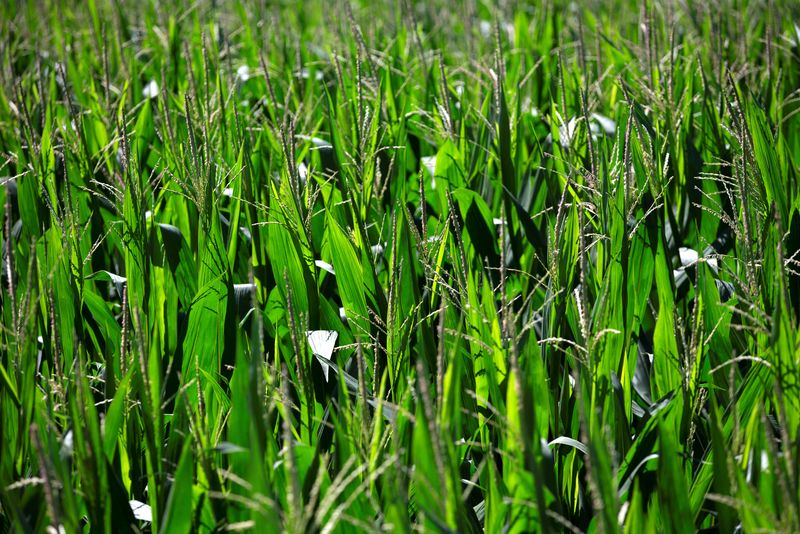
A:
[1,0,800,531]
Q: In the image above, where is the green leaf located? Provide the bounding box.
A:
[159,441,194,534]
[326,215,370,340]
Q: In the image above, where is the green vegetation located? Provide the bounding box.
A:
[1,0,800,531]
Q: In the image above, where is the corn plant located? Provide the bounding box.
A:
[1,0,799,532]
